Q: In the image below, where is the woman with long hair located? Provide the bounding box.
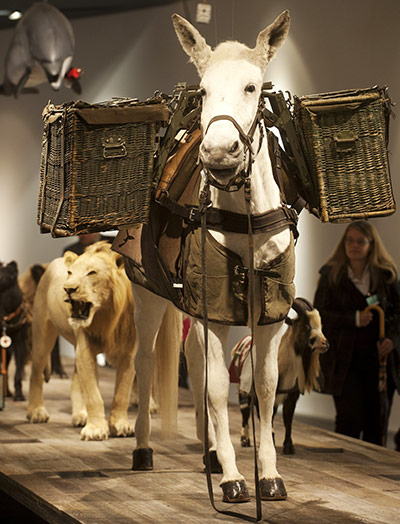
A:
[314,220,400,446]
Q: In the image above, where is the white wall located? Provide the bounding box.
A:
[1,0,399,432]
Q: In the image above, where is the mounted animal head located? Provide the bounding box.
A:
[0,260,19,293]
[172,11,290,185]
[62,241,130,332]
[2,2,75,97]
[290,298,329,393]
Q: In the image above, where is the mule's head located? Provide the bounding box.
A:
[172,11,290,181]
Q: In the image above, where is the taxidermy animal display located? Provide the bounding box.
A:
[230,298,329,454]
[27,242,181,441]
[118,10,295,503]
[0,2,80,97]
[19,262,68,378]
[0,261,29,401]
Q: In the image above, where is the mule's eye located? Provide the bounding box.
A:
[199,87,207,97]
[87,270,96,276]
[67,271,71,276]
[245,84,256,93]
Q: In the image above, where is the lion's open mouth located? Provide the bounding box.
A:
[67,299,92,320]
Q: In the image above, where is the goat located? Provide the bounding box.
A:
[229,298,329,454]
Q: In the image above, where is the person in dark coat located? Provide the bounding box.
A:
[314,220,400,446]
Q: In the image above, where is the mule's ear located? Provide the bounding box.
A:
[253,10,290,68]
[63,251,78,267]
[172,13,212,75]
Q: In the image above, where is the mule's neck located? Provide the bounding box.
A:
[208,125,281,215]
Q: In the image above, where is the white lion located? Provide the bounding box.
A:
[27,241,181,441]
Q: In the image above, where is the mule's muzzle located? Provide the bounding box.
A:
[206,166,240,179]
[200,135,244,179]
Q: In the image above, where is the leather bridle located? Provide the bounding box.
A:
[201,95,266,193]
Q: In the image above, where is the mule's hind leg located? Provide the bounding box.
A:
[27,319,58,423]
[109,349,135,437]
[254,322,287,500]
[187,320,249,503]
[239,391,251,447]
[131,285,168,470]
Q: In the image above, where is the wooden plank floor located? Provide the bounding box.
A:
[1,357,400,524]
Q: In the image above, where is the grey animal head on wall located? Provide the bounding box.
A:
[0,2,81,97]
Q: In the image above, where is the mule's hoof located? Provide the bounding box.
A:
[203,450,222,473]
[240,436,251,447]
[221,480,250,503]
[132,448,153,470]
[260,477,287,500]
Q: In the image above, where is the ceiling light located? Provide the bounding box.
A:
[8,11,22,21]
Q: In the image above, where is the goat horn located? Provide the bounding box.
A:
[291,297,314,316]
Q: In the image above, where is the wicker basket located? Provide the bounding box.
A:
[293,86,395,222]
[37,97,170,237]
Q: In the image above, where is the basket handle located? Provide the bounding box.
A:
[333,132,358,153]
[102,137,127,159]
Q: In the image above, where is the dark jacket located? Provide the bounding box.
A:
[314,264,400,396]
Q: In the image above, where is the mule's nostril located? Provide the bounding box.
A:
[230,141,239,153]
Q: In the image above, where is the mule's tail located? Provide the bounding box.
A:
[154,304,182,439]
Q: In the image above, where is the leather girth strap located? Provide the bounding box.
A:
[157,191,299,237]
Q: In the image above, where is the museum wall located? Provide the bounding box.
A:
[1,0,399,432]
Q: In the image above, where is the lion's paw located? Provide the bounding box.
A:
[72,411,87,427]
[150,396,158,414]
[109,419,135,438]
[26,406,49,423]
[80,422,109,441]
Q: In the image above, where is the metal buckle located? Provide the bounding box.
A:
[188,207,197,221]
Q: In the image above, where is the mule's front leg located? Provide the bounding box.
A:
[255,323,287,500]
[187,321,250,503]
[75,332,108,440]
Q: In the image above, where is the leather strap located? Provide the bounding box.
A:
[3,303,23,323]
[157,192,298,236]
